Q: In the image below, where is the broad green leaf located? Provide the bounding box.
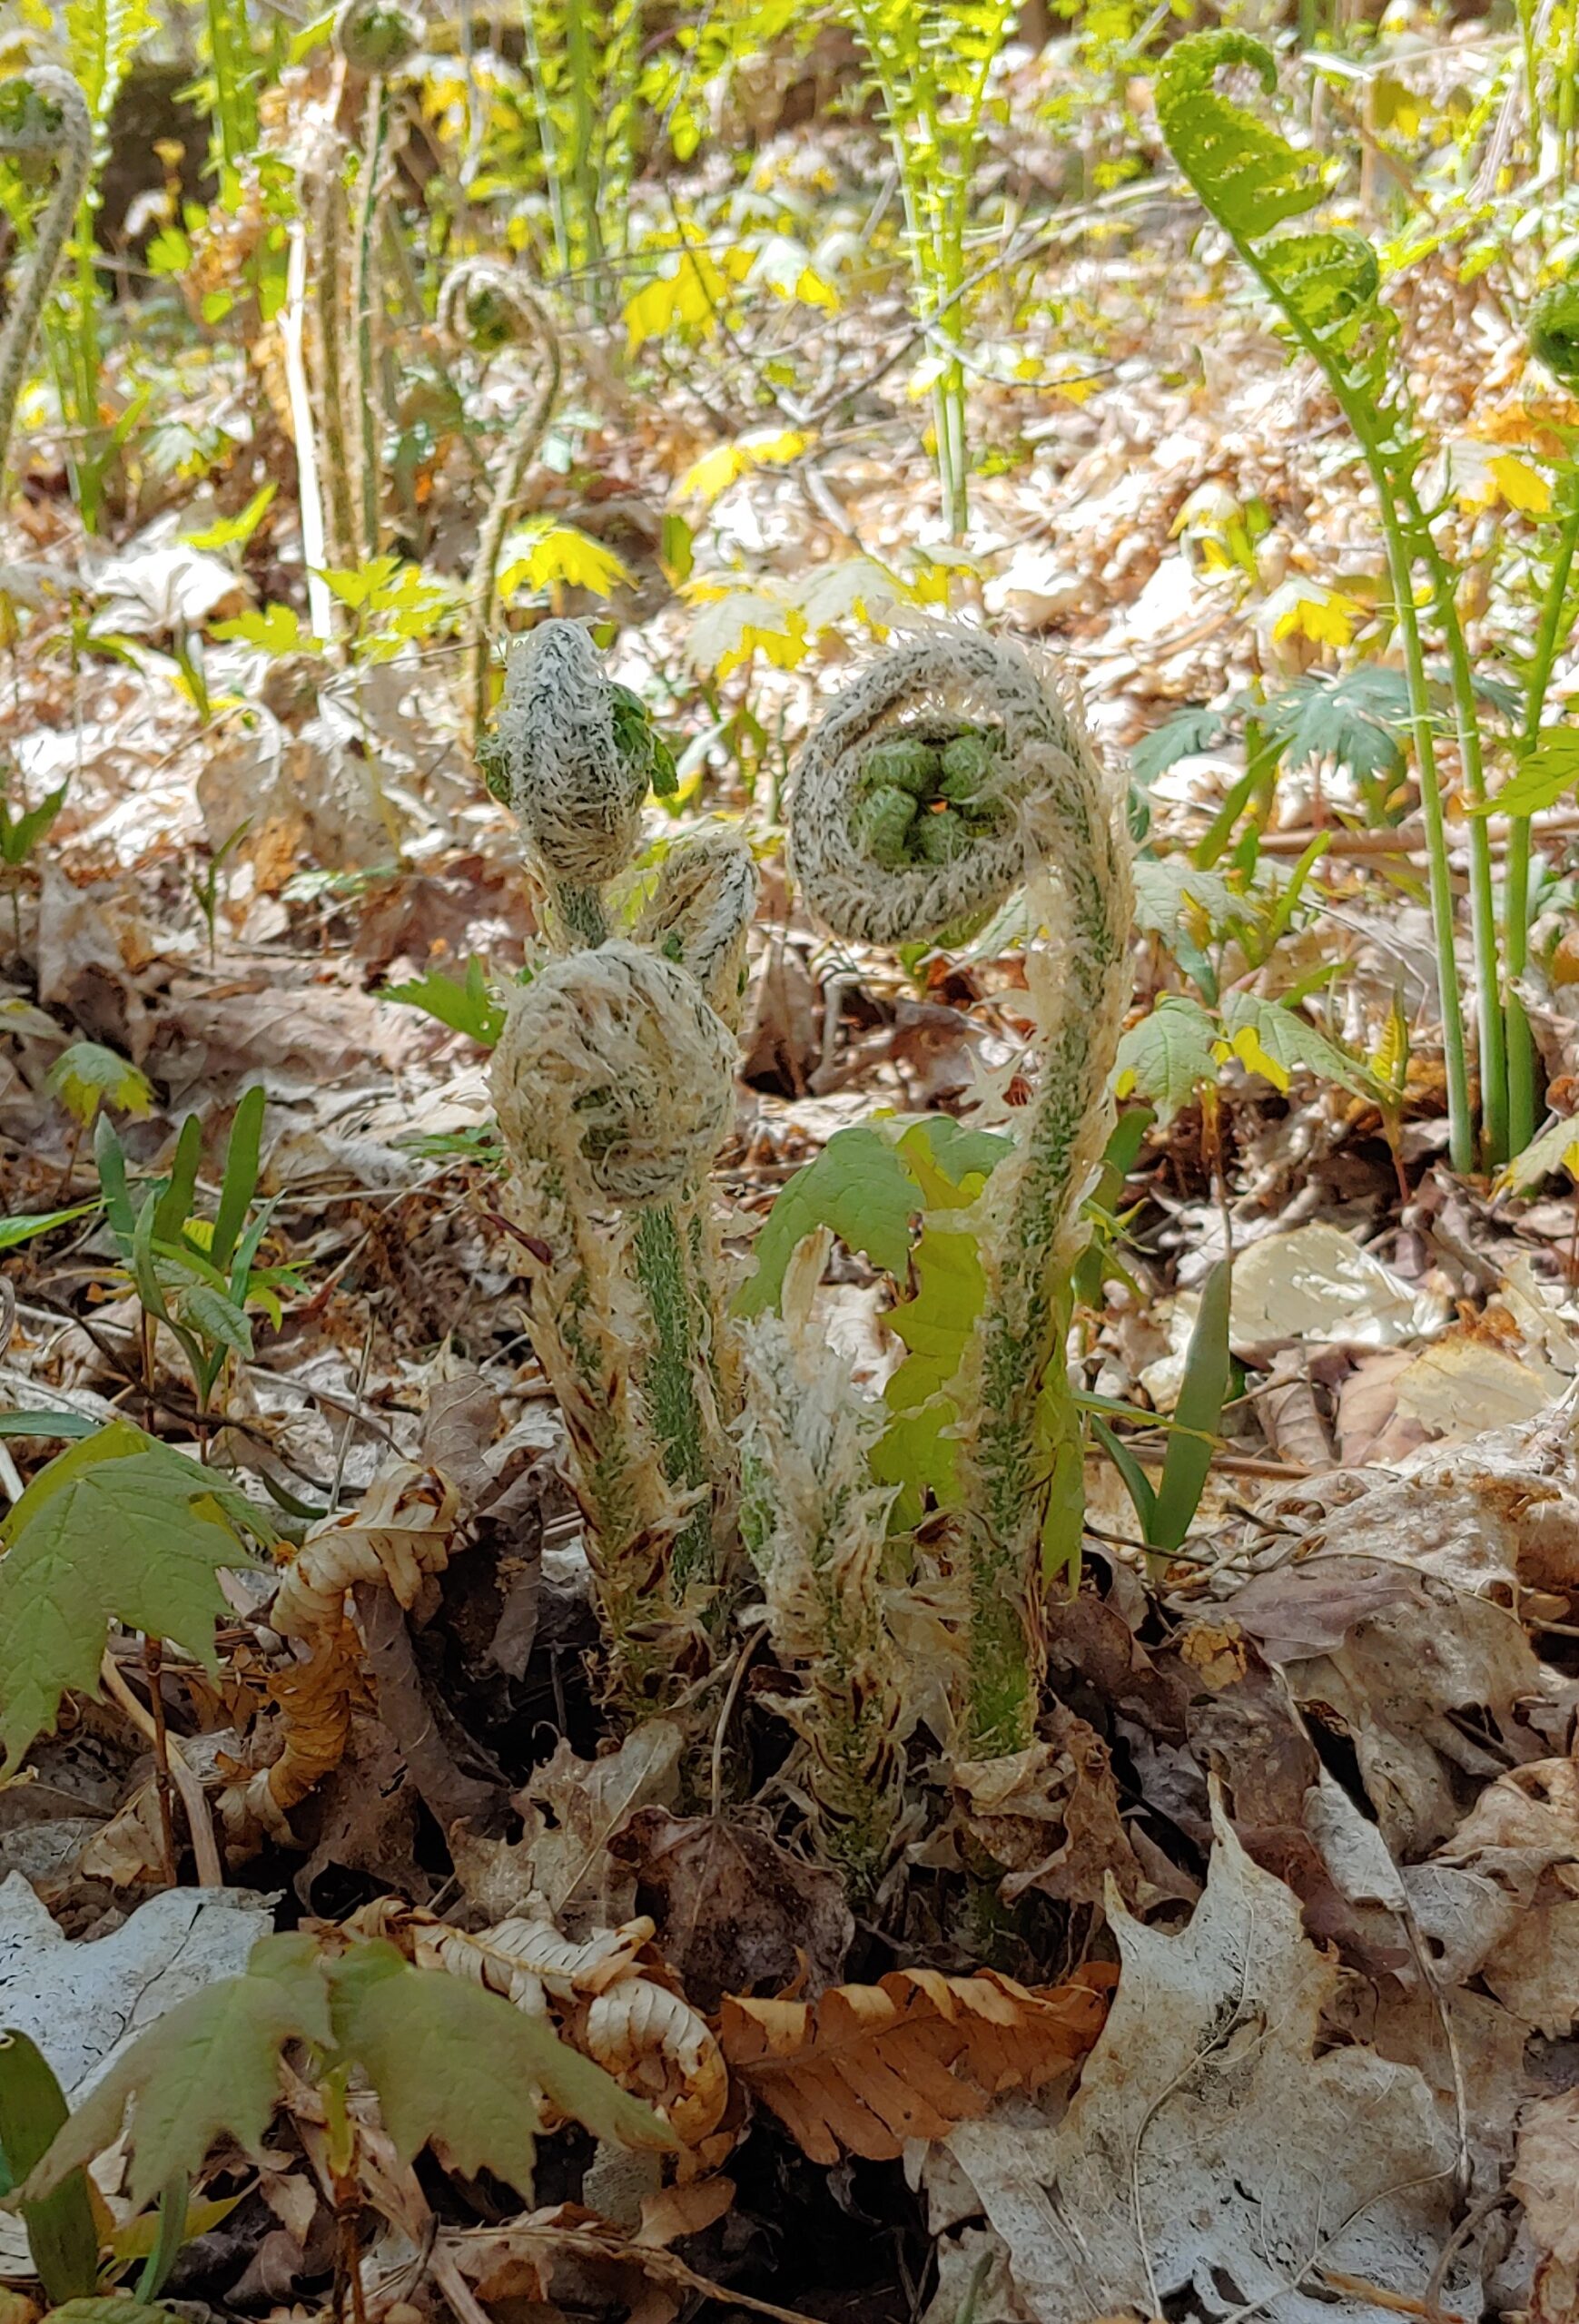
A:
[174,1284,253,1362]
[1221,992,1374,1099]
[1131,859,1236,942]
[1473,725,1579,819]
[382,959,506,1049]
[326,1945,673,2191]
[735,1125,918,1317]
[46,1043,154,1127]
[0,2031,100,2302]
[0,1203,99,1252]
[0,1422,273,1772]
[212,1084,266,1275]
[26,1935,331,2214]
[1113,997,1219,1123]
[1148,1256,1231,1555]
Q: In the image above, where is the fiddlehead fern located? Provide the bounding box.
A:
[787,631,1132,1758]
[0,69,92,495]
[739,1232,908,1906]
[439,258,562,752]
[335,0,419,566]
[485,623,756,1710]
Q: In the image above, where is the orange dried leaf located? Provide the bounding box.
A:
[716,1964,1113,2163]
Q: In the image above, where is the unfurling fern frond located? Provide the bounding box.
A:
[1153,32,1325,241]
[786,630,1132,1758]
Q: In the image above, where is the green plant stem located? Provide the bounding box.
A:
[1410,497,1507,1163]
[1506,482,1579,1155]
[313,161,357,575]
[0,76,92,503]
[632,1201,714,1592]
[1220,239,1476,1172]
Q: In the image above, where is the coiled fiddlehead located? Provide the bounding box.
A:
[439,257,562,753]
[335,0,419,566]
[788,631,1132,1758]
[0,69,92,495]
[485,624,756,1712]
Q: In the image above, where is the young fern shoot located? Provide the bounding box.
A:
[439,258,562,749]
[335,0,419,566]
[485,623,755,1716]
[787,631,1132,1758]
[739,1231,909,1906]
[0,70,92,496]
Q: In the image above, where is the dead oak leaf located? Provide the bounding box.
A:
[717,1964,1113,2165]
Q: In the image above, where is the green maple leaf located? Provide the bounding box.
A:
[327,1945,673,2191]
[0,1422,273,1773]
[1113,996,1219,1123]
[26,1935,331,2214]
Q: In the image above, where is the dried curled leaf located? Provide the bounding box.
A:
[718,1964,1112,2163]
[583,1976,728,2147]
[270,1462,462,1642]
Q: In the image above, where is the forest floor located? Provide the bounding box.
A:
[2,31,1579,2324]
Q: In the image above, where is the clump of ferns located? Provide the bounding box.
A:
[484,620,757,1721]
[438,258,562,753]
[759,629,1133,1798]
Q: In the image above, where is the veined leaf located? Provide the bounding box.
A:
[25,1935,331,2214]
[0,2032,100,2302]
[326,1944,673,2188]
[0,1203,100,1252]
[1220,992,1375,1099]
[45,1042,153,1127]
[1130,706,1233,789]
[736,1126,918,1317]
[1113,997,1219,1123]
[1472,725,1579,819]
[0,1422,274,1773]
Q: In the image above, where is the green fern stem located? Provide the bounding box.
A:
[790,633,1132,1758]
[632,1201,715,1593]
[0,72,92,500]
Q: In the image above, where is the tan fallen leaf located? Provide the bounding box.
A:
[1512,2089,1579,2324]
[939,1791,1475,2324]
[717,1963,1112,2164]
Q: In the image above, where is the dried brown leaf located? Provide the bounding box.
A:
[1514,2090,1579,2324]
[717,1964,1113,2165]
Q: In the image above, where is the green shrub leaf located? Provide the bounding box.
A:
[0,1422,274,1773]
[25,1935,331,2214]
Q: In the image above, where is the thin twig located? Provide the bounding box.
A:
[98,1649,225,1886]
